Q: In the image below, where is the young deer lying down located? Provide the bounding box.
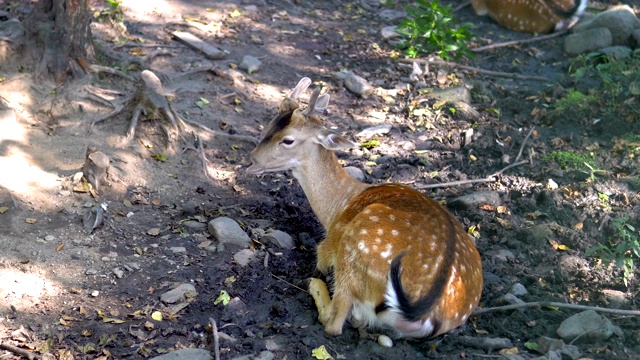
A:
[247,78,483,338]
[471,0,588,34]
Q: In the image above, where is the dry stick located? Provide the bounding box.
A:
[399,58,550,82]
[270,273,309,294]
[473,301,640,317]
[472,30,568,53]
[208,318,221,360]
[0,341,41,360]
[416,127,534,189]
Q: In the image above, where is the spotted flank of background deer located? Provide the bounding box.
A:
[247,78,483,338]
[471,0,588,33]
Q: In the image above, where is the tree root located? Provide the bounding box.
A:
[399,58,551,82]
[0,340,41,360]
[473,300,640,317]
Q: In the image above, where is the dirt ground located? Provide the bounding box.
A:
[1,0,639,359]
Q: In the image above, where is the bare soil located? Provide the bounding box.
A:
[0,0,639,359]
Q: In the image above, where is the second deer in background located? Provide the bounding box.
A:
[247,78,483,339]
[471,0,588,34]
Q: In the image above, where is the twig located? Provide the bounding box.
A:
[399,58,550,82]
[416,127,534,189]
[209,318,220,360]
[0,341,42,360]
[473,301,640,317]
[89,64,136,82]
[472,30,568,53]
[270,273,309,294]
[182,119,259,145]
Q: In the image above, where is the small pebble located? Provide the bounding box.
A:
[91,290,99,297]
[378,334,393,347]
[44,235,55,241]
[113,268,124,279]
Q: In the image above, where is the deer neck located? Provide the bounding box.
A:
[292,147,369,229]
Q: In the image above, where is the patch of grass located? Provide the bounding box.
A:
[395,0,474,60]
[552,90,596,119]
[542,150,594,171]
[585,215,640,287]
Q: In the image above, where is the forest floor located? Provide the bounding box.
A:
[0,0,639,359]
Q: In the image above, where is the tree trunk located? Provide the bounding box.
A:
[24,0,93,84]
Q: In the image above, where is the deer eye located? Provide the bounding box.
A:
[281,137,295,146]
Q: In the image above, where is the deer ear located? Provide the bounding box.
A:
[314,128,357,150]
[291,77,312,100]
[314,94,330,112]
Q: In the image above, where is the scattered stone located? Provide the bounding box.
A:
[381,25,400,40]
[601,289,630,308]
[261,230,295,249]
[91,290,99,297]
[182,220,207,230]
[239,55,262,74]
[59,190,71,196]
[556,310,615,343]
[378,9,407,22]
[633,28,640,46]
[537,336,565,354]
[510,283,528,297]
[229,351,274,360]
[85,269,98,275]
[208,217,251,249]
[233,249,255,267]
[448,191,502,210]
[457,336,513,351]
[341,72,374,97]
[423,86,472,105]
[227,297,248,316]
[44,235,54,241]
[170,246,187,253]
[344,166,365,181]
[492,249,516,262]
[150,348,213,360]
[355,124,392,140]
[571,5,639,46]
[546,178,558,190]
[113,268,124,279]
[160,283,197,304]
[599,45,632,59]
[172,31,225,60]
[500,293,526,309]
[564,27,612,55]
[378,334,393,347]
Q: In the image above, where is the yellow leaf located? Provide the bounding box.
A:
[151,311,163,321]
[214,290,231,306]
[475,329,489,335]
[229,9,241,18]
[103,317,126,324]
[25,218,37,224]
[82,329,93,337]
[500,347,520,355]
[548,239,570,251]
[0,206,8,214]
[311,345,333,360]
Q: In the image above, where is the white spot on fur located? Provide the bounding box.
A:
[370,215,379,222]
[391,229,399,236]
[360,229,368,235]
[377,228,384,235]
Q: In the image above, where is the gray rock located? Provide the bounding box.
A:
[230,351,274,360]
[233,249,255,267]
[239,55,262,74]
[448,191,501,210]
[344,166,365,181]
[355,124,392,140]
[113,268,124,279]
[501,293,525,309]
[423,86,472,105]
[556,310,615,343]
[160,283,197,304]
[510,283,528,297]
[492,249,516,262]
[182,220,207,230]
[381,25,400,40]
[227,297,248,315]
[378,9,407,22]
[599,45,632,59]
[564,27,612,55]
[170,246,187,253]
[150,348,212,360]
[209,217,251,248]
[537,336,565,353]
[261,230,295,249]
[342,72,374,97]
[633,28,640,46]
[572,5,640,45]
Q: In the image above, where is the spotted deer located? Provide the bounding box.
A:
[247,78,483,338]
[471,0,588,33]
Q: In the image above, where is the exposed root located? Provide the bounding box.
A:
[473,301,640,317]
[399,58,551,82]
[0,340,41,360]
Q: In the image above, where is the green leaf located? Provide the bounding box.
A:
[214,290,231,306]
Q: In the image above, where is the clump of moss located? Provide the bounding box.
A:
[542,150,594,171]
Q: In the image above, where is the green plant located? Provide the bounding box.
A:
[96,0,124,24]
[552,90,596,118]
[396,0,474,60]
[585,215,640,287]
[541,150,594,171]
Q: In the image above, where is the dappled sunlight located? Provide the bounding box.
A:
[0,146,60,196]
[0,268,62,312]
[120,0,180,19]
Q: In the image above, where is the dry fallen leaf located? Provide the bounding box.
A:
[147,228,161,236]
[548,239,570,251]
[151,311,163,321]
[56,243,65,252]
[0,206,9,214]
[25,218,37,224]
[311,345,333,360]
